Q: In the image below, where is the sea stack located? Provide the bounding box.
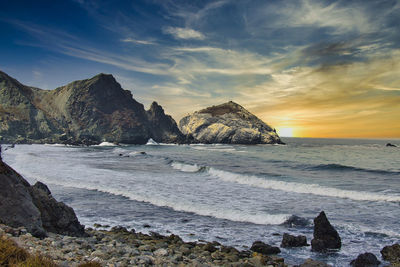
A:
[311,211,341,252]
[179,101,283,144]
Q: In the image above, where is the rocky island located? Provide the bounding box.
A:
[179,101,283,144]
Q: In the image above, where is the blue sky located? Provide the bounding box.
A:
[1,0,399,137]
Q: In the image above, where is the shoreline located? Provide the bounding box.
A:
[1,223,294,267]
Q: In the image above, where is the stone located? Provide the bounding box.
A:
[381,243,400,263]
[298,258,332,267]
[386,143,397,147]
[203,243,218,253]
[281,233,308,248]
[179,101,284,144]
[154,248,169,257]
[282,215,310,228]
[250,241,281,255]
[311,211,341,252]
[350,252,380,267]
[32,181,52,195]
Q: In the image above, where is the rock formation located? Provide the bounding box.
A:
[146,101,190,143]
[281,233,308,248]
[381,243,400,264]
[311,211,341,252]
[0,71,186,144]
[0,146,85,237]
[250,241,281,255]
[350,252,380,267]
[179,101,283,144]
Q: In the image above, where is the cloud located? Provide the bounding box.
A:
[121,38,155,45]
[163,27,205,40]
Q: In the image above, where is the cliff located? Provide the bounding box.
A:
[0,71,186,144]
[179,101,283,144]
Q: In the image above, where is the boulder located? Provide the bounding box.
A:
[386,143,397,147]
[350,252,380,267]
[0,155,46,238]
[29,185,85,237]
[381,243,400,263]
[250,241,281,255]
[179,101,284,144]
[311,211,341,252]
[0,152,85,237]
[281,233,308,248]
[282,215,310,228]
[297,258,332,267]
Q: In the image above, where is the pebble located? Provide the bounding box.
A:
[0,223,291,266]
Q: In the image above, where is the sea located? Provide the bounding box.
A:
[2,138,400,266]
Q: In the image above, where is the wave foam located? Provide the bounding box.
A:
[94,142,118,147]
[23,173,289,225]
[171,162,204,173]
[207,168,400,202]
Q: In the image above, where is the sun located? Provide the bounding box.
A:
[276,127,294,137]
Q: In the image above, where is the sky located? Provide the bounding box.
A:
[0,0,399,138]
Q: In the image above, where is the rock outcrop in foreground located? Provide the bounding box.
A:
[0,70,185,144]
[0,147,85,237]
[179,101,283,144]
[311,211,341,252]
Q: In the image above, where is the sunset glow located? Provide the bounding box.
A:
[1,0,399,138]
[276,127,295,137]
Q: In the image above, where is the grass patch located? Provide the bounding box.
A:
[0,234,57,267]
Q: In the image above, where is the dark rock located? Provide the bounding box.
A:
[281,233,308,248]
[179,101,283,144]
[282,215,310,228]
[0,157,47,238]
[311,211,341,252]
[203,243,218,253]
[29,186,86,237]
[297,258,332,267]
[350,252,380,267]
[250,241,281,255]
[386,143,397,147]
[146,101,189,144]
[33,181,52,195]
[143,224,151,228]
[381,243,400,263]
[111,226,129,233]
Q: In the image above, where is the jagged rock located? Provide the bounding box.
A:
[146,101,188,143]
[386,143,397,147]
[33,181,51,195]
[0,151,85,237]
[350,252,380,267]
[250,241,281,255]
[29,185,85,237]
[311,211,341,252]
[281,233,307,248]
[0,71,188,144]
[179,101,283,144]
[297,258,332,267]
[381,243,400,263]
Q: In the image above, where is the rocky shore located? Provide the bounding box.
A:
[1,223,290,267]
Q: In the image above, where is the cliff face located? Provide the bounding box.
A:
[0,71,184,144]
[146,101,187,143]
[179,101,283,144]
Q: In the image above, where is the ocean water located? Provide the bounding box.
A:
[3,138,400,266]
